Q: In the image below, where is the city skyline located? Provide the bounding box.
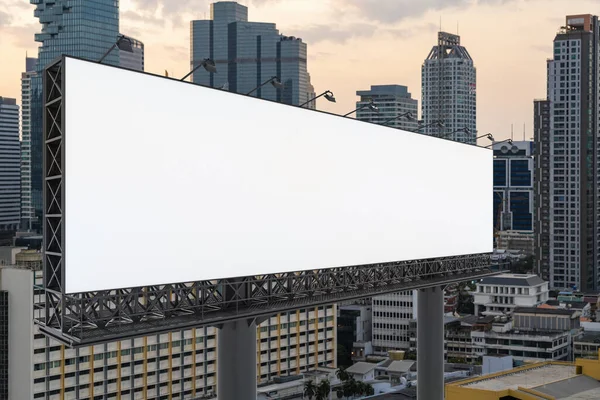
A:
[1,0,598,141]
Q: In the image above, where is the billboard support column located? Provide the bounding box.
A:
[417,286,445,400]
[216,319,257,400]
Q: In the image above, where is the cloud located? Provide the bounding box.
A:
[122,10,165,26]
[336,0,471,24]
[0,10,12,27]
[292,23,377,45]
[530,44,550,53]
[0,23,37,48]
[130,0,211,17]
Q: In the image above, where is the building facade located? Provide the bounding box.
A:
[190,1,315,108]
[21,57,37,231]
[30,0,120,232]
[534,99,551,281]
[337,302,372,365]
[1,265,335,399]
[372,291,417,354]
[354,85,418,131]
[0,97,21,240]
[119,34,144,71]
[493,141,534,251]
[537,15,600,291]
[421,32,476,143]
[474,274,550,316]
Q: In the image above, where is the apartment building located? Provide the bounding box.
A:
[474,273,550,316]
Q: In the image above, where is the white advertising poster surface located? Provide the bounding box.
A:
[63,57,492,293]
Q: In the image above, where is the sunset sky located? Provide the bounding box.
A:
[0,0,597,141]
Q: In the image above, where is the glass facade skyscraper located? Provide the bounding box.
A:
[190,1,315,108]
[21,57,37,231]
[0,97,21,239]
[30,0,120,231]
[119,34,144,71]
[422,32,477,144]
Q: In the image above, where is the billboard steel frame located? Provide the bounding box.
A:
[39,56,500,347]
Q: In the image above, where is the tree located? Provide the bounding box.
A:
[304,380,317,400]
[316,379,331,400]
[336,367,350,383]
[365,383,375,396]
[336,388,344,399]
[343,378,357,399]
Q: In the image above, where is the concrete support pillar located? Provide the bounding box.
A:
[417,286,445,400]
[217,319,257,400]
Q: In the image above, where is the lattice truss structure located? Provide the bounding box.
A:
[38,57,500,347]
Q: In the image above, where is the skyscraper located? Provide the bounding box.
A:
[190,1,315,108]
[0,97,21,240]
[119,34,144,71]
[421,32,476,144]
[537,14,600,291]
[21,57,37,231]
[354,85,418,131]
[534,99,551,281]
[30,0,120,231]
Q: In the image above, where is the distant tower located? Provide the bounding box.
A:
[0,97,20,241]
[190,1,314,108]
[421,32,476,144]
[21,57,37,231]
[119,34,144,71]
[355,85,418,131]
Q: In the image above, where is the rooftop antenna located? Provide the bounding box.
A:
[457,21,459,35]
[440,16,442,32]
[511,124,514,140]
[523,123,526,141]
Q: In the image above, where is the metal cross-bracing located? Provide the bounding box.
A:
[36,252,501,347]
[39,56,503,347]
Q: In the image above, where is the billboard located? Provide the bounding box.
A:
[63,57,492,294]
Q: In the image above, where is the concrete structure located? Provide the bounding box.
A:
[417,286,445,400]
[30,0,121,233]
[119,34,144,71]
[372,291,417,353]
[534,99,551,281]
[190,1,315,108]
[447,353,600,400]
[20,57,36,231]
[482,355,513,375]
[574,332,600,359]
[535,15,600,291]
[422,31,476,143]
[0,97,21,241]
[493,141,534,250]
[354,85,418,131]
[474,274,550,316]
[0,263,336,399]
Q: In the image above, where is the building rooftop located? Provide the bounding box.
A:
[514,307,578,316]
[380,360,415,374]
[479,273,545,287]
[574,332,600,344]
[459,363,576,391]
[346,361,377,375]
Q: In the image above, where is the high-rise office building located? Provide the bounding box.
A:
[0,97,21,240]
[536,14,600,291]
[1,263,335,399]
[119,34,144,71]
[421,32,476,144]
[493,140,534,241]
[21,57,37,231]
[190,1,315,108]
[354,85,418,131]
[534,99,551,281]
[30,0,120,232]
[372,291,418,354]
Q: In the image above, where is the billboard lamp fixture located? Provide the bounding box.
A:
[344,99,378,117]
[180,58,217,81]
[247,76,285,95]
[98,34,134,64]
[382,112,413,126]
[476,133,494,141]
[412,120,444,133]
[299,90,336,107]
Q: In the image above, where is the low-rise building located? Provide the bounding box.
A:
[345,361,377,382]
[446,354,600,400]
[474,273,549,316]
[496,231,535,255]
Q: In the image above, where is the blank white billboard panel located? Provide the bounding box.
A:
[63,57,492,293]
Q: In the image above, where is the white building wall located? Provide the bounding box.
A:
[372,291,417,353]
